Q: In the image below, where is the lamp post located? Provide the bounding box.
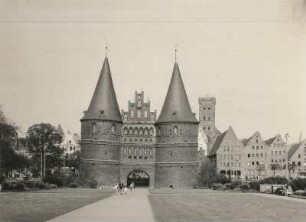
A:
[284,133,289,180]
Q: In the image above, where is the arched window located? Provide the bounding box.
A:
[139,128,143,135]
[144,128,148,136]
[150,128,154,136]
[173,126,178,135]
[131,110,135,118]
[129,128,133,135]
[137,100,141,107]
[134,128,139,135]
[124,114,128,121]
[144,110,148,118]
[92,123,97,133]
[123,128,128,135]
[111,124,116,133]
[137,110,141,118]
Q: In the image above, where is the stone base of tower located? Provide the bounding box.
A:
[80,160,120,186]
[154,163,197,188]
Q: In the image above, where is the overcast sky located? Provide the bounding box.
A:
[0,0,305,143]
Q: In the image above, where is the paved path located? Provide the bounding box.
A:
[48,189,155,222]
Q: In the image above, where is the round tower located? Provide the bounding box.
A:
[155,62,199,188]
[80,56,122,186]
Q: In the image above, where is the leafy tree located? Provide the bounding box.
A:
[270,163,282,177]
[197,159,219,187]
[65,150,81,173]
[26,123,64,177]
[0,105,6,124]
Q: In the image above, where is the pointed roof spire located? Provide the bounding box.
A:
[82,57,122,122]
[156,62,198,124]
[175,44,178,63]
[105,40,108,57]
[56,124,64,135]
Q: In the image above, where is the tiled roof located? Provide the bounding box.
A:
[208,130,227,156]
[82,57,122,122]
[156,62,198,124]
[288,143,301,159]
[265,136,277,145]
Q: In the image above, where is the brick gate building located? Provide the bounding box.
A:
[80,56,198,188]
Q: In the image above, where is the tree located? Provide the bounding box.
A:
[197,159,219,187]
[270,163,282,177]
[65,150,81,173]
[26,123,64,178]
[0,105,6,124]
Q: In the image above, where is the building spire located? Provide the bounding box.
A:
[105,40,108,57]
[82,56,122,122]
[175,44,178,63]
[156,61,198,124]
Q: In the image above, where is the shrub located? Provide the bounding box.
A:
[212,183,225,190]
[260,176,288,185]
[294,190,306,196]
[69,183,77,188]
[225,183,235,190]
[249,181,260,191]
[274,187,284,196]
[0,175,5,184]
[43,175,63,187]
[216,175,231,184]
[87,178,98,189]
[239,183,250,191]
[289,178,306,191]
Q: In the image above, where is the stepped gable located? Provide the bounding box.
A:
[156,62,198,124]
[82,57,122,122]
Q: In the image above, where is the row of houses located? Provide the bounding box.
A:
[198,96,306,181]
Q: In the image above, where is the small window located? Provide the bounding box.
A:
[111,124,116,133]
[173,126,178,135]
[92,123,97,133]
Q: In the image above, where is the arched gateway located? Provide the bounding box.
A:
[127,170,150,187]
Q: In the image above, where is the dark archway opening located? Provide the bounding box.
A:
[127,169,150,187]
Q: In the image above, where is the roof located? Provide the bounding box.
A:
[56,124,64,135]
[82,57,122,122]
[241,137,252,146]
[208,131,227,156]
[156,62,198,124]
[288,143,301,159]
[265,136,277,145]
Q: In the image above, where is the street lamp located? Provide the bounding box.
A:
[284,133,289,180]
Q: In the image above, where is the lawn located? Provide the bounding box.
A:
[0,188,113,222]
[148,189,306,222]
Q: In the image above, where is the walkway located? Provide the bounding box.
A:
[48,188,155,222]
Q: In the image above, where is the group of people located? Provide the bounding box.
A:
[114,182,135,195]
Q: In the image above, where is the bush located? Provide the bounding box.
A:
[289,178,306,191]
[212,183,225,190]
[69,183,77,188]
[0,175,5,184]
[225,183,235,190]
[43,175,63,187]
[260,176,288,185]
[249,181,260,191]
[216,175,231,184]
[1,180,55,192]
[239,183,250,191]
[294,190,306,196]
[274,186,284,196]
[88,178,98,189]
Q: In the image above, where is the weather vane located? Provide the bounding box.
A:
[175,44,178,62]
[105,39,108,57]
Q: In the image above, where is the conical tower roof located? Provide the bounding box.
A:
[156,62,198,124]
[82,57,122,122]
[56,124,64,135]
